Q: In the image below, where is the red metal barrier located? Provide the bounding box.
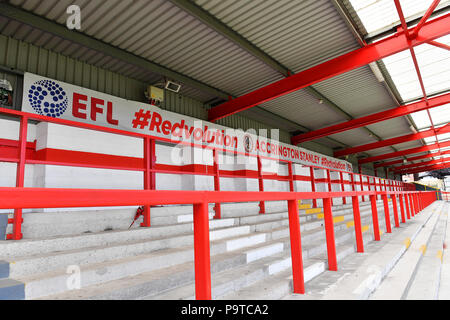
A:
[0,107,439,299]
[351,196,364,253]
[0,187,435,299]
[382,194,392,234]
[370,194,381,241]
[0,106,413,240]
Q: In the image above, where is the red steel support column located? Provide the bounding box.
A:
[414,194,420,214]
[382,194,392,233]
[327,169,333,206]
[142,137,156,228]
[352,196,364,253]
[287,199,305,294]
[257,156,266,214]
[340,171,346,204]
[404,194,411,220]
[310,167,317,208]
[213,149,222,219]
[360,174,365,202]
[391,195,400,228]
[288,162,295,192]
[323,197,337,271]
[193,201,212,300]
[370,195,381,241]
[417,193,422,212]
[10,116,28,240]
[409,194,415,217]
[399,193,406,224]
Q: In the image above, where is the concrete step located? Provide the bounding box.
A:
[0,261,9,279]
[280,201,442,300]
[11,199,370,240]
[114,215,383,301]
[32,207,367,300]
[8,223,258,279]
[0,198,384,261]
[0,279,25,300]
[405,204,448,300]
[0,196,405,300]
[147,236,360,301]
[17,206,217,239]
[439,202,450,300]
[0,217,240,259]
[369,202,443,300]
[37,235,290,300]
[9,197,394,282]
[218,235,375,301]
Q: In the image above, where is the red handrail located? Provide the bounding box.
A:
[0,187,437,300]
[0,106,413,240]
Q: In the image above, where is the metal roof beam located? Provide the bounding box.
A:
[335,124,450,158]
[1,2,344,150]
[394,161,450,175]
[427,40,450,51]
[168,0,290,77]
[169,0,386,148]
[412,0,441,38]
[292,92,450,145]
[375,150,450,168]
[359,140,450,165]
[392,158,445,172]
[208,13,450,122]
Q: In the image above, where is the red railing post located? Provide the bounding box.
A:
[193,201,212,300]
[391,194,400,228]
[370,194,381,241]
[414,193,420,214]
[340,171,346,205]
[323,197,337,271]
[351,173,356,192]
[257,156,266,214]
[213,149,221,219]
[409,194,415,217]
[399,193,406,223]
[310,167,317,208]
[287,199,305,294]
[288,162,295,192]
[141,137,156,228]
[405,193,411,220]
[360,174,365,202]
[351,196,364,253]
[327,169,333,206]
[382,194,392,233]
[10,116,28,240]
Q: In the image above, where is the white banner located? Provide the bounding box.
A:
[22,72,353,172]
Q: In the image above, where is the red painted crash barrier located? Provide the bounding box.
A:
[0,107,412,240]
[0,107,439,299]
[0,187,437,299]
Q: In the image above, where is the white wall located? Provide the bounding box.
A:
[0,118,366,212]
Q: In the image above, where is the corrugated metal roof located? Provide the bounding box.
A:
[195,0,359,73]
[345,0,450,37]
[5,0,284,98]
[194,0,406,153]
[0,0,430,158]
[344,0,450,170]
[259,89,348,130]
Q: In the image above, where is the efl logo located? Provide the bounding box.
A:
[28,80,68,118]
